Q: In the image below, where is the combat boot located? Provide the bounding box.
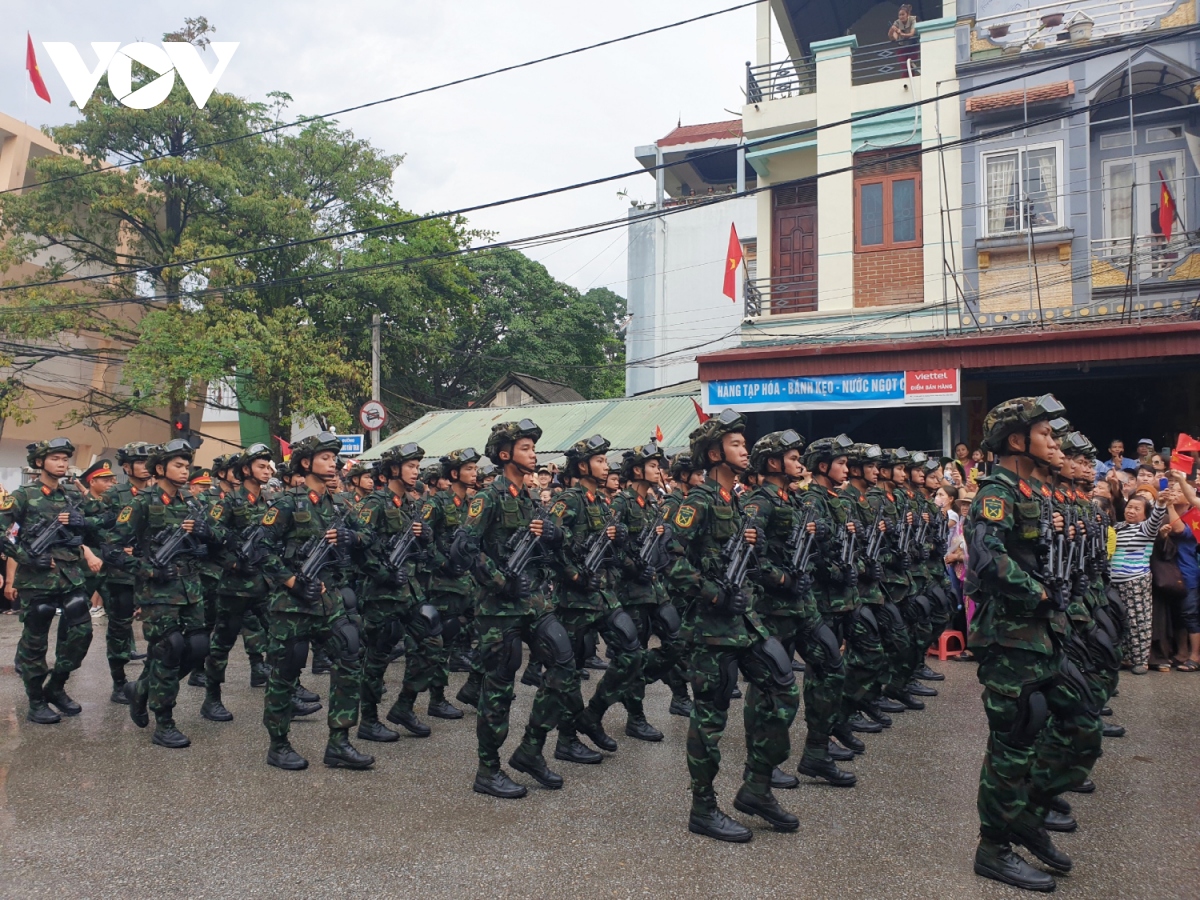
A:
[357,706,400,741]
[129,649,147,661]
[583,654,608,670]
[729,685,742,700]
[1067,778,1095,794]
[509,747,564,790]
[27,697,62,725]
[1047,795,1071,816]
[324,730,375,769]
[1010,820,1073,873]
[387,701,432,737]
[798,755,857,787]
[576,709,617,752]
[1043,809,1077,833]
[884,689,925,711]
[200,684,233,722]
[110,680,131,705]
[520,662,543,687]
[125,680,149,728]
[292,695,321,717]
[43,676,82,716]
[973,839,1056,892]
[187,670,207,688]
[473,767,527,799]
[745,764,798,790]
[873,697,904,717]
[456,677,481,709]
[1103,722,1126,738]
[311,648,332,675]
[267,740,308,770]
[832,725,866,753]
[850,712,885,733]
[915,664,944,681]
[624,715,663,742]
[734,776,799,832]
[689,792,752,843]
[152,720,191,749]
[860,702,893,726]
[428,690,464,720]
[449,652,473,673]
[906,680,938,698]
[249,658,269,687]
[554,737,602,765]
[668,695,693,717]
[294,682,320,703]
[827,741,855,761]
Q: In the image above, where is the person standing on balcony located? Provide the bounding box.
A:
[888,5,918,41]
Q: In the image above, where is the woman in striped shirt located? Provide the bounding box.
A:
[1112,490,1171,673]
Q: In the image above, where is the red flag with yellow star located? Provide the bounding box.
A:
[722,223,743,301]
[26,33,51,103]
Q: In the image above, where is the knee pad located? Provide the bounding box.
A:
[411,604,443,641]
[605,608,642,654]
[26,601,57,631]
[532,615,574,669]
[878,601,905,635]
[339,587,359,616]
[279,638,309,682]
[154,629,187,669]
[913,593,933,619]
[62,593,92,628]
[1086,625,1121,673]
[806,621,844,677]
[484,630,524,680]
[111,589,135,621]
[650,602,681,643]
[1092,606,1119,645]
[853,605,880,641]
[714,653,740,712]
[440,614,463,646]
[1008,688,1049,749]
[751,636,796,690]
[329,617,363,665]
[184,630,209,669]
[1058,657,1100,716]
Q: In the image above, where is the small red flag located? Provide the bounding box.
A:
[722,223,743,301]
[274,435,291,461]
[691,398,710,424]
[1176,432,1200,453]
[26,34,51,103]
[654,425,664,443]
[1158,170,1176,241]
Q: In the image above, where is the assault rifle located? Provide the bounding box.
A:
[581,510,621,578]
[1036,495,1069,612]
[384,522,422,585]
[720,520,758,592]
[23,490,85,562]
[237,524,269,571]
[502,504,548,582]
[638,518,674,572]
[147,496,210,570]
[787,505,817,588]
[296,503,352,585]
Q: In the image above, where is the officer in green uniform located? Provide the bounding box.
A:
[743,430,856,788]
[666,410,800,843]
[967,395,1106,892]
[184,465,221,689]
[418,447,485,721]
[896,453,945,688]
[78,459,117,609]
[112,440,223,747]
[549,435,646,761]
[255,432,373,771]
[1,439,101,724]
[610,441,679,742]
[199,443,277,721]
[912,452,956,668]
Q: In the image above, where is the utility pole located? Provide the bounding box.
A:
[370,312,381,447]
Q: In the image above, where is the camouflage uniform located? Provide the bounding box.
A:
[864,481,916,701]
[1,456,98,719]
[836,479,890,721]
[96,477,143,687]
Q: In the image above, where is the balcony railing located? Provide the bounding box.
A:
[744,273,817,317]
[975,1,1181,54]
[745,58,815,104]
[1091,232,1194,281]
[851,40,920,85]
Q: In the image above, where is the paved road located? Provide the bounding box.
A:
[1,616,1198,899]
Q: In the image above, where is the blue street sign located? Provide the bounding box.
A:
[338,434,365,455]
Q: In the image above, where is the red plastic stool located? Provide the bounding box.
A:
[929,630,965,661]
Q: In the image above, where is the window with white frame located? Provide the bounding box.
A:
[981,144,1062,236]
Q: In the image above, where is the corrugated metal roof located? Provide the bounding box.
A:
[360,394,703,461]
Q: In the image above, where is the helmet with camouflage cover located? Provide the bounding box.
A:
[26,437,76,468]
[1061,431,1091,458]
[620,440,667,481]
[846,442,883,467]
[289,431,343,471]
[565,434,611,477]
[668,452,695,479]
[688,408,745,467]
[1049,417,1072,441]
[344,458,372,481]
[477,458,497,478]
[920,456,943,478]
[440,447,482,480]
[905,450,928,473]
[879,447,911,468]
[802,434,853,471]
[148,439,194,473]
[115,441,153,466]
[484,418,543,466]
[748,429,806,475]
[275,458,293,479]
[210,454,232,476]
[980,394,1067,454]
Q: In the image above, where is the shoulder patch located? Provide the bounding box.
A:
[674,505,697,529]
[981,497,1006,522]
[468,497,484,519]
[549,500,567,518]
[358,508,373,526]
[209,504,223,521]
[422,504,433,520]
[117,506,133,524]
[262,508,279,526]
[0,495,13,511]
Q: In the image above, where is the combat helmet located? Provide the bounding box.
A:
[440,447,482,480]
[115,441,153,466]
[26,437,76,468]
[980,394,1066,454]
[484,418,542,467]
[802,434,853,471]
[288,431,343,472]
[688,408,745,467]
[565,434,611,477]
[148,439,194,474]
[846,442,883,467]
[620,440,666,481]
[749,429,805,475]
[668,452,695,480]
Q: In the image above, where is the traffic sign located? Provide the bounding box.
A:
[359,400,388,431]
[338,434,364,455]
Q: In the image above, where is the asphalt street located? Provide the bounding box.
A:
[1,616,1198,899]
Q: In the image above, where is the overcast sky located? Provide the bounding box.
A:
[7,0,762,297]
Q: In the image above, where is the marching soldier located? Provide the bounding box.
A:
[113,440,224,747]
[911,452,956,673]
[967,396,1106,891]
[1,439,101,723]
[451,419,577,798]
[256,432,373,770]
[666,410,800,842]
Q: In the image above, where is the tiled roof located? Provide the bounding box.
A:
[658,119,743,147]
[965,80,1074,113]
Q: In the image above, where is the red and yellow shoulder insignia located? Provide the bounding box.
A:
[468,497,485,519]
[981,496,1006,522]
[308,491,320,504]
[41,485,52,496]
[1017,480,1033,499]
[674,505,697,529]
[719,488,731,503]
[508,484,519,498]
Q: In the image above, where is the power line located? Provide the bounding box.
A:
[6,22,1197,298]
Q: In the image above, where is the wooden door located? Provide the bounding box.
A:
[772,182,817,313]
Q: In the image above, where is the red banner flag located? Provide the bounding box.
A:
[1176,432,1200,453]
[1159,170,1176,242]
[691,398,710,423]
[654,425,664,443]
[26,33,51,103]
[722,223,743,301]
[275,435,291,461]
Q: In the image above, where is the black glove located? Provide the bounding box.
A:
[335,526,355,551]
[791,571,813,597]
[815,521,830,540]
[612,523,630,547]
[538,521,562,547]
[65,508,86,529]
[291,576,323,604]
[28,553,53,570]
[897,553,910,572]
[189,518,212,541]
[575,571,601,593]
[716,585,748,616]
[102,545,128,567]
[845,565,859,589]
[391,567,411,588]
[636,563,656,584]
[870,560,884,582]
[505,571,532,600]
[150,564,176,584]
